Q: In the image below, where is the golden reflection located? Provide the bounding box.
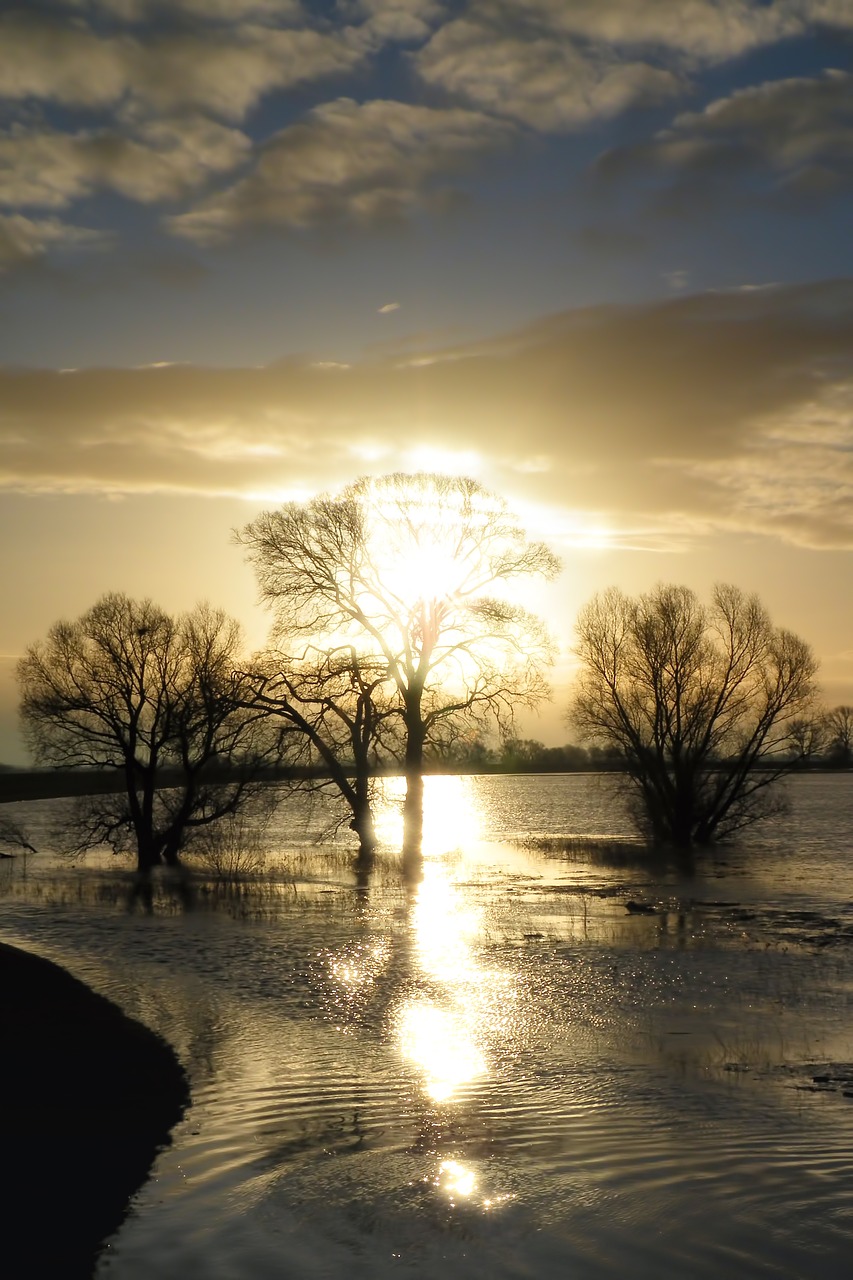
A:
[373,774,482,857]
[399,1004,486,1101]
[329,940,390,988]
[393,775,519,1107]
[412,861,481,982]
[437,1158,477,1200]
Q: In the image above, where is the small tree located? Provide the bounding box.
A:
[787,714,826,764]
[18,593,270,872]
[239,473,558,857]
[0,814,37,858]
[824,705,853,767]
[569,583,819,848]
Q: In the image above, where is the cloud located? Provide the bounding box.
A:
[2,280,852,548]
[596,69,853,209]
[167,98,514,243]
[489,0,805,61]
[378,301,401,312]
[0,118,251,209]
[415,17,683,131]
[55,0,305,20]
[338,0,445,45]
[0,12,365,121]
[413,1,853,133]
[0,213,112,271]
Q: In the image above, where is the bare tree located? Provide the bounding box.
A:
[238,473,558,859]
[569,583,819,849]
[0,814,37,858]
[824,704,853,767]
[18,593,272,872]
[787,714,826,763]
[243,644,401,863]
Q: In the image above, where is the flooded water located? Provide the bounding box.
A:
[2,773,853,1279]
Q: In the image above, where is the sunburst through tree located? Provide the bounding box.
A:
[238,472,559,868]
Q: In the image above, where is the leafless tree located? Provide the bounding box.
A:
[787,715,826,763]
[18,593,272,872]
[238,473,558,861]
[824,704,853,766]
[0,814,37,858]
[242,644,401,863]
[569,583,819,849]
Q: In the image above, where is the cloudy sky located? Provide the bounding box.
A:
[1,0,852,760]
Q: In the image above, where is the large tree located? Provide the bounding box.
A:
[569,583,819,849]
[18,593,270,872]
[239,473,558,856]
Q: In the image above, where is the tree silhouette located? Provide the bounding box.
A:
[824,705,853,767]
[239,473,558,863]
[243,644,400,864]
[569,583,819,848]
[18,593,270,872]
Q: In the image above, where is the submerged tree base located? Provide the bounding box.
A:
[0,942,190,1279]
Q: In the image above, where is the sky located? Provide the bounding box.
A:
[1,0,852,763]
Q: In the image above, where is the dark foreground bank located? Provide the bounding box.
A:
[0,942,190,1279]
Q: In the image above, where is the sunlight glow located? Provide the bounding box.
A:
[357,474,508,619]
[243,485,316,504]
[511,494,614,552]
[403,445,482,476]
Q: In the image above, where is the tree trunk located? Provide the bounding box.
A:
[402,694,426,879]
[161,836,182,868]
[350,796,377,867]
[135,832,163,874]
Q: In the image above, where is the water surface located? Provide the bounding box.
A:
[2,773,853,1278]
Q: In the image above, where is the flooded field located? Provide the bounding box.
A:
[2,773,853,1278]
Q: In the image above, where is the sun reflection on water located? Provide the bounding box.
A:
[437,1158,477,1200]
[398,1004,486,1102]
[373,774,483,857]
[392,775,519,1109]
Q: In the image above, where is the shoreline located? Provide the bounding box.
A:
[0,940,190,1278]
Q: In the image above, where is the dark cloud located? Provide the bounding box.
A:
[0,212,112,270]
[595,70,853,214]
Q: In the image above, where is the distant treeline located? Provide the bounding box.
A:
[424,739,624,773]
[424,735,853,775]
[0,745,618,804]
[4,735,846,806]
